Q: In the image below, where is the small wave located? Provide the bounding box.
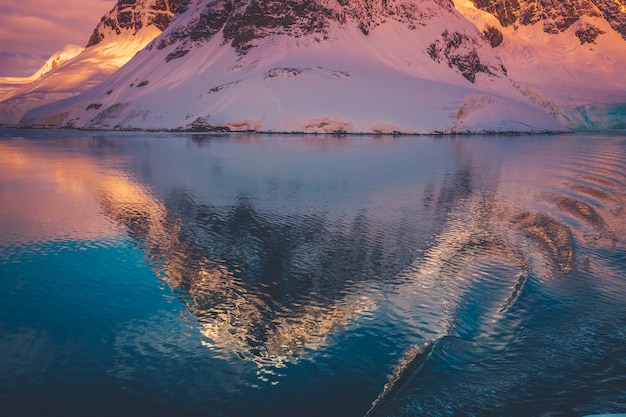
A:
[550,195,607,230]
[365,341,434,417]
[513,211,575,274]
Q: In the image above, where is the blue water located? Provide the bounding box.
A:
[1,130,625,417]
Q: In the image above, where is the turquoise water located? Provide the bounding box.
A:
[1,130,625,417]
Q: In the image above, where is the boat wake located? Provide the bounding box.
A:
[364,139,626,416]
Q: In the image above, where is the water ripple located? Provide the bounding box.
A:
[2,132,626,417]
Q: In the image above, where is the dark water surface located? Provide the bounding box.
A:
[1,130,625,417]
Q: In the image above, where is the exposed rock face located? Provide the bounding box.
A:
[575,22,605,44]
[151,0,509,87]
[472,0,520,27]
[482,25,503,47]
[156,0,460,54]
[87,0,187,47]
[470,0,626,39]
[427,30,504,82]
[155,0,235,52]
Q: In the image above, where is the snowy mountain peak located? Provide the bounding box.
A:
[0,44,84,102]
[0,0,167,126]
[87,0,186,47]
[30,44,85,80]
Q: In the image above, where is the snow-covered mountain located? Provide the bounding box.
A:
[21,0,562,133]
[455,0,626,129]
[467,0,626,39]
[0,45,84,102]
[10,0,626,132]
[0,0,180,126]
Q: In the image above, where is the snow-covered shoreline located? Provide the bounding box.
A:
[0,125,571,136]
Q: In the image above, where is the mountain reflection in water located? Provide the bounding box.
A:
[0,131,625,417]
[98,151,430,368]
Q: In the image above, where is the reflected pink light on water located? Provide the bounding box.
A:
[0,142,142,243]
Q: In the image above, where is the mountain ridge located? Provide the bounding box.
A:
[19,0,564,133]
[455,0,626,129]
[0,44,84,102]
[469,0,626,39]
[87,0,186,47]
[0,0,177,126]
[4,0,626,132]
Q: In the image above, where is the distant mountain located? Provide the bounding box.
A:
[455,0,626,129]
[0,0,179,126]
[21,0,562,133]
[27,44,85,82]
[0,44,83,102]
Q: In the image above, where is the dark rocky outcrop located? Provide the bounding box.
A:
[155,0,460,54]
[87,0,187,47]
[483,24,504,47]
[575,23,606,44]
[473,0,521,27]
[427,31,501,82]
[157,1,233,50]
[222,0,341,51]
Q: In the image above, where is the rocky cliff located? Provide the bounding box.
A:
[454,0,626,129]
[470,0,626,41]
[87,0,187,47]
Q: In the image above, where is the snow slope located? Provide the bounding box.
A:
[22,0,562,133]
[455,0,626,129]
[0,26,160,127]
[0,0,184,127]
[0,45,84,102]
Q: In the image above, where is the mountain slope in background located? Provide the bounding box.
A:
[0,0,182,126]
[86,0,188,47]
[22,0,561,133]
[455,0,626,129]
[468,0,626,39]
[0,45,84,102]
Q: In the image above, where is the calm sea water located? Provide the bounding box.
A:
[1,130,625,417]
